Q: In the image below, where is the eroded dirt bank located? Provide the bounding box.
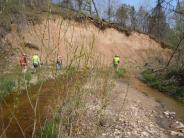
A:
[5,16,170,68]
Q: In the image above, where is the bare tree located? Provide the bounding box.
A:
[136,6,149,32]
[130,6,137,30]
[148,0,169,40]
[115,4,129,27]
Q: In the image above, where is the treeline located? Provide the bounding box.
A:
[106,0,183,49]
[57,1,184,47]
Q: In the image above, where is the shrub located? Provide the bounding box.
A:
[116,68,126,78]
[150,79,162,90]
[142,70,155,82]
[175,86,184,97]
[41,121,56,138]
[0,79,15,98]
[166,70,178,79]
[25,72,32,83]
[141,69,184,100]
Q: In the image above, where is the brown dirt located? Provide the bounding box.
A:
[4,16,171,68]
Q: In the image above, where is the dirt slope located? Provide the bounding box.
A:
[5,16,171,68]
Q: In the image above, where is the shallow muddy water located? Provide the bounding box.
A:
[0,80,57,138]
[131,78,184,121]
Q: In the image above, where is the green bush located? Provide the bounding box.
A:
[142,70,156,82]
[161,85,177,94]
[166,70,178,79]
[0,79,15,98]
[175,86,184,97]
[116,68,126,78]
[141,69,184,100]
[149,79,162,90]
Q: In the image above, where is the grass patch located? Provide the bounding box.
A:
[142,69,156,82]
[24,71,32,83]
[0,78,15,99]
[115,68,126,78]
[0,69,33,99]
[40,121,57,138]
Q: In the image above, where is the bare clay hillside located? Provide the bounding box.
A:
[5,15,171,69]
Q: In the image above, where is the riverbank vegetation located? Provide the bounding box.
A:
[142,69,184,101]
[139,0,184,101]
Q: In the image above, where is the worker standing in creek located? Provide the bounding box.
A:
[19,53,28,72]
[32,53,41,73]
[113,55,120,71]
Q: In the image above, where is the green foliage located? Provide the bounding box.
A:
[142,70,166,91]
[142,70,170,92]
[115,68,126,78]
[142,69,184,100]
[5,0,22,13]
[149,79,162,90]
[175,87,184,97]
[166,70,178,79]
[142,70,155,82]
[25,72,32,82]
[0,79,15,98]
[41,121,56,138]
[66,66,78,78]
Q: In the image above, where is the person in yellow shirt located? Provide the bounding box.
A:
[113,55,120,71]
[32,54,40,72]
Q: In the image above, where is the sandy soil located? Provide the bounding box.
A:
[5,16,171,68]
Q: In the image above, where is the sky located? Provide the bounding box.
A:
[119,0,157,9]
[52,0,157,9]
[52,0,177,12]
[120,0,177,11]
